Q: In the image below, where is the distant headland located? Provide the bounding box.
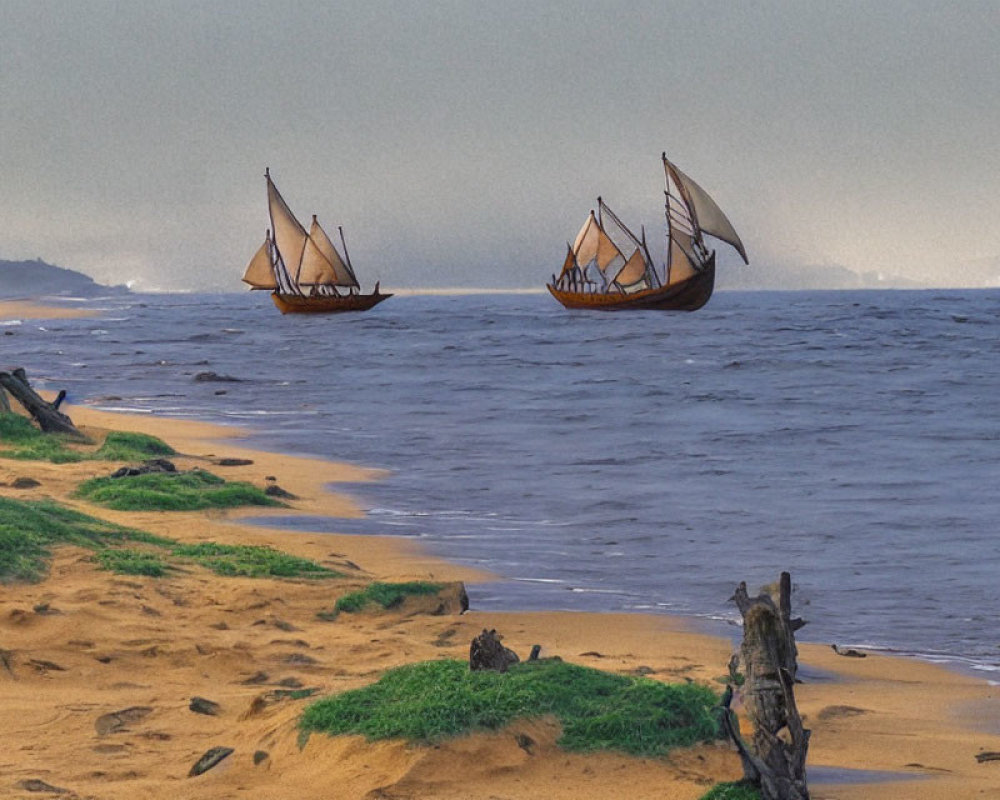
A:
[0,258,130,299]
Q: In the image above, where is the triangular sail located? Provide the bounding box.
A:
[573,211,601,268]
[572,208,625,280]
[665,158,748,264]
[310,218,359,288]
[600,198,652,289]
[613,248,648,287]
[667,232,699,285]
[663,159,709,285]
[558,244,575,278]
[242,235,277,289]
[298,235,340,286]
[595,225,623,273]
[266,174,309,280]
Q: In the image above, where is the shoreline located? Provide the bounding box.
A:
[2,403,999,797]
[0,299,102,320]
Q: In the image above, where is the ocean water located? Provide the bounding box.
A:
[8,288,1000,672]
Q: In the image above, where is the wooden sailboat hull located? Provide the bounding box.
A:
[547,255,715,312]
[270,291,392,314]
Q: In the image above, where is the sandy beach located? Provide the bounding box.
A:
[0,300,100,320]
[2,401,999,799]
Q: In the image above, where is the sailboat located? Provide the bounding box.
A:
[547,154,748,311]
[242,169,390,313]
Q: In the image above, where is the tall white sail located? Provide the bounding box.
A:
[572,211,601,267]
[666,158,748,264]
[266,174,309,278]
[309,217,359,288]
[241,235,276,289]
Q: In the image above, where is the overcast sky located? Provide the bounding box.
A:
[2,1,998,291]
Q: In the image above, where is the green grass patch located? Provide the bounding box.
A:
[698,782,762,800]
[0,419,85,461]
[75,469,280,511]
[171,542,337,579]
[301,659,720,757]
[0,413,176,464]
[0,412,49,444]
[92,431,176,461]
[95,548,170,577]
[0,496,171,582]
[332,581,444,615]
[0,495,333,583]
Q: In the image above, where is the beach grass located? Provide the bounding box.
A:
[0,412,85,462]
[331,581,444,615]
[0,413,176,463]
[75,468,279,511]
[171,542,338,579]
[94,547,171,577]
[91,431,176,460]
[0,412,51,444]
[698,782,761,800]
[0,495,334,582]
[301,658,720,757]
[0,496,171,582]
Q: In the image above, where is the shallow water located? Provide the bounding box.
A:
[11,288,1000,671]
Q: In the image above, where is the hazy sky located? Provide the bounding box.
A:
[2,1,998,291]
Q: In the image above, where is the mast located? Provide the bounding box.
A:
[641,226,660,288]
[663,190,672,284]
[662,153,707,281]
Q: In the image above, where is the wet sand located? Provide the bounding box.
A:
[1,404,998,799]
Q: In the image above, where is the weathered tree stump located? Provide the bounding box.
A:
[724,572,810,800]
[469,629,519,672]
[0,368,89,441]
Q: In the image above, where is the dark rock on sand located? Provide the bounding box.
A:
[11,477,41,489]
[17,778,69,793]
[189,697,221,716]
[216,458,254,466]
[109,458,176,478]
[188,746,234,777]
[95,706,153,735]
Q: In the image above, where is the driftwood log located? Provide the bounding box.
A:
[469,629,520,673]
[723,572,810,800]
[0,368,89,441]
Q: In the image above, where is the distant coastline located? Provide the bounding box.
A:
[0,258,130,299]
